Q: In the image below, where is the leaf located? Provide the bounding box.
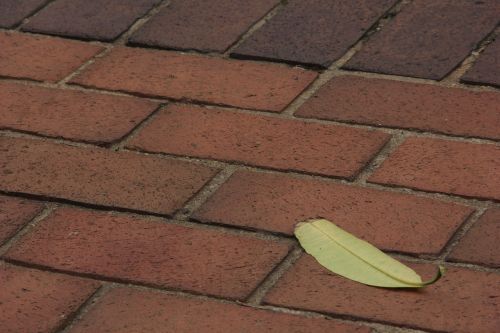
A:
[294,219,444,288]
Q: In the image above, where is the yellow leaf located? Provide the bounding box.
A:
[295,219,444,288]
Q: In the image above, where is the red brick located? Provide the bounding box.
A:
[128,105,390,178]
[4,207,291,299]
[69,287,368,333]
[0,82,158,144]
[0,262,100,333]
[265,256,500,333]
[296,75,500,140]
[0,0,47,28]
[0,137,217,215]
[130,0,279,52]
[0,196,44,245]
[345,0,500,79]
[0,31,103,82]
[70,47,317,111]
[462,38,500,88]
[369,137,500,200]
[194,170,472,255]
[449,208,500,268]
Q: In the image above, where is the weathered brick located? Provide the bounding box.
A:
[130,0,278,52]
[369,137,500,200]
[5,207,291,299]
[0,262,100,333]
[449,208,500,268]
[0,31,103,82]
[128,105,390,178]
[296,75,500,140]
[462,38,500,88]
[69,287,368,333]
[265,256,500,333]
[233,0,395,67]
[70,47,317,111]
[0,196,44,245]
[194,170,472,255]
[345,0,500,79]
[22,0,160,41]
[0,137,218,215]
[0,0,47,28]
[0,82,158,144]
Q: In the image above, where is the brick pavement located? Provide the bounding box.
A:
[0,1,499,332]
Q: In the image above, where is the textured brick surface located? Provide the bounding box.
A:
[70,47,317,111]
[0,263,100,333]
[23,0,160,41]
[0,31,103,82]
[0,196,44,245]
[345,0,500,79]
[0,0,47,28]
[5,208,291,299]
[0,82,158,143]
[296,75,500,140]
[449,208,500,268]
[233,0,395,67]
[130,0,278,52]
[194,170,472,255]
[265,256,500,333]
[370,137,500,200]
[70,287,368,333]
[0,137,217,215]
[129,105,390,178]
[462,38,500,88]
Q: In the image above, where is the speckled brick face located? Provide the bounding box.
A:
[462,38,500,88]
[0,196,44,245]
[0,0,47,28]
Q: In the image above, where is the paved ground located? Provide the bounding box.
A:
[0,1,499,332]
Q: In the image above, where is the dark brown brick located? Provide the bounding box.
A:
[194,170,472,255]
[69,287,368,333]
[0,196,44,246]
[265,256,500,333]
[345,0,500,79]
[462,38,500,88]
[22,0,160,41]
[232,0,396,67]
[0,0,47,28]
[70,46,317,111]
[369,137,500,200]
[5,207,291,299]
[0,262,100,333]
[296,75,500,140]
[130,0,278,52]
[449,208,500,268]
[0,137,218,215]
[128,104,390,178]
[0,31,103,82]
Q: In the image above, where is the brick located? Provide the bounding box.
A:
[129,105,389,178]
[22,0,160,41]
[5,207,291,299]
[194,170,472,255]
[462,38,500,88]
[69,287,368,333]
[0,82,158,144]
[0,137,217,215]
[0,31,103,82]
[232,0,395,67]
[265,256,500,333]
[296,75,500,140]
[0,196,44,246]
[449,208,500,268]
[0,0,47,28]
[345,0,500,79]
[70,47,317,111]
[0,263,99,333]
[129,0,278,52]
[369,137,500,200]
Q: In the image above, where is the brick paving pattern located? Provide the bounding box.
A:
[0,1,499,332]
